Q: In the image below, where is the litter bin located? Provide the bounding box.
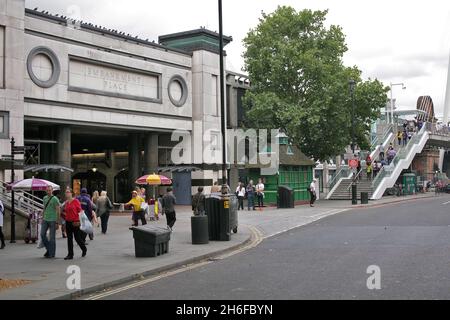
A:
[277,186,294,208]
[205,195,231,241]
[361,192,369,204]
[129,226,171,257]
[191,215,209,245]
[229,194,238,234]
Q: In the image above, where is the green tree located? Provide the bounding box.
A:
[242,6,388,161]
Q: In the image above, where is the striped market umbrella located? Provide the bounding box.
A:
[135,173,172,186]
[9,177,60,191]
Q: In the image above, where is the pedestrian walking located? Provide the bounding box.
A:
[63,188,87,260]
[256,178,265,209]
[309,179,317,207]
[246,180,256,211]
[373,161,380,178]
[92,190,99,204]
[126,190,147,227]
[96,191,113,234]
[356,154,362,180]
[211,181,221,193]
[162,187,177,231]
[402,130,408,146]
[0,199,5,249]
[192,187,205,216]
[235,182,245,210]
[379,144,385,161]
[77,188,95,242]
[366,162,373,180]
[140,187,147,200]
[40,185,60,259]
[397,131,403,145]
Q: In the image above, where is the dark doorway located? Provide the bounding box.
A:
[115,169,132,204]
[72,170,107,196]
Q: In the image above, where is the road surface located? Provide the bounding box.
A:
[98,196,450,300]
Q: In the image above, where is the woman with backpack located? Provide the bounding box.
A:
[96,191,113,234]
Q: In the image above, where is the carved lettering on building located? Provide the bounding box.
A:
[69,58,160,102]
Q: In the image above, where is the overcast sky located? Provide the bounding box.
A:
[26,0,450,117]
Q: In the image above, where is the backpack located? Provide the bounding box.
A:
[77,195,93,219]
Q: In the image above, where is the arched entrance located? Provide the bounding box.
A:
[114,169,132,203]
[72,170,107,196]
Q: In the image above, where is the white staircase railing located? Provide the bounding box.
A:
[326,165,352,199]
[327,124,396,200]
[370,124,395,161]
[0,181,44,216]
[371,125,429,200]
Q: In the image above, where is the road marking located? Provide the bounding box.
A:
[84,208,348,300]
[443,200,450,205]
[83,225,263,300]
[263,208,349,240]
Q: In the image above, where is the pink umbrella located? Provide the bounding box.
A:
[9,177,60,192]
[135,174,172,186]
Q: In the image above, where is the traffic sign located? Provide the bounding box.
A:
[349,159,359,168]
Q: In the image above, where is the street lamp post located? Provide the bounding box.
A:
[218,0,227,194]
[389,82,406,125]
[349,79,356,154]
[349,80,358,205]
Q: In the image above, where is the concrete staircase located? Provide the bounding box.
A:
[328,176,375,200]
[0,181,44,240]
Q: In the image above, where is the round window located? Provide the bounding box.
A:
[168,75,188,107]
[27,46,61,88]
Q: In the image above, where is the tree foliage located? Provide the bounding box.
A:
[242,6,388,161]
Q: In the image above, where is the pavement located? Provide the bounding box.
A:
[0,192,444,300]
[100,193,450,300]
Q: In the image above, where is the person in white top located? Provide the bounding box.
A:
[235,182,246,210]
[256,178,265,208]
[0,199,5,249]
[309,179,317,207]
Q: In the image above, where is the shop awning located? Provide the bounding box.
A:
[24,164,74,173]
[157,166,202,173]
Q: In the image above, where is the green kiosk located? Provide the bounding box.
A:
[402,173,416,195]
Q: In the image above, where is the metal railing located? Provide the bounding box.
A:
[327,165,351,191]
[370,124,395,159]
[347,168,364,191]
[371,124,427,192]
[426,122,450,136]
[0,181,44,215]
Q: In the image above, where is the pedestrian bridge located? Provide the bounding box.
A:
[371,123,449,199]
[327,123,450,200]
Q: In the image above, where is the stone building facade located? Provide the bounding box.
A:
[1,0,234,204]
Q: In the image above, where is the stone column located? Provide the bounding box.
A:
[39,126,53,181]
[128,133,141,190]
[144,133,159,173]
[323,161,329,196]
[143,133,158,199]
[56,126,71,191]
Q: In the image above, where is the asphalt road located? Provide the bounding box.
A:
[103,196,450,300]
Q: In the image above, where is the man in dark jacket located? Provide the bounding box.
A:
[162,187,177,231]
[192,187,205,216]
[77,188,94,242]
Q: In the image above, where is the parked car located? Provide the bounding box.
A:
[446,184,450,194]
